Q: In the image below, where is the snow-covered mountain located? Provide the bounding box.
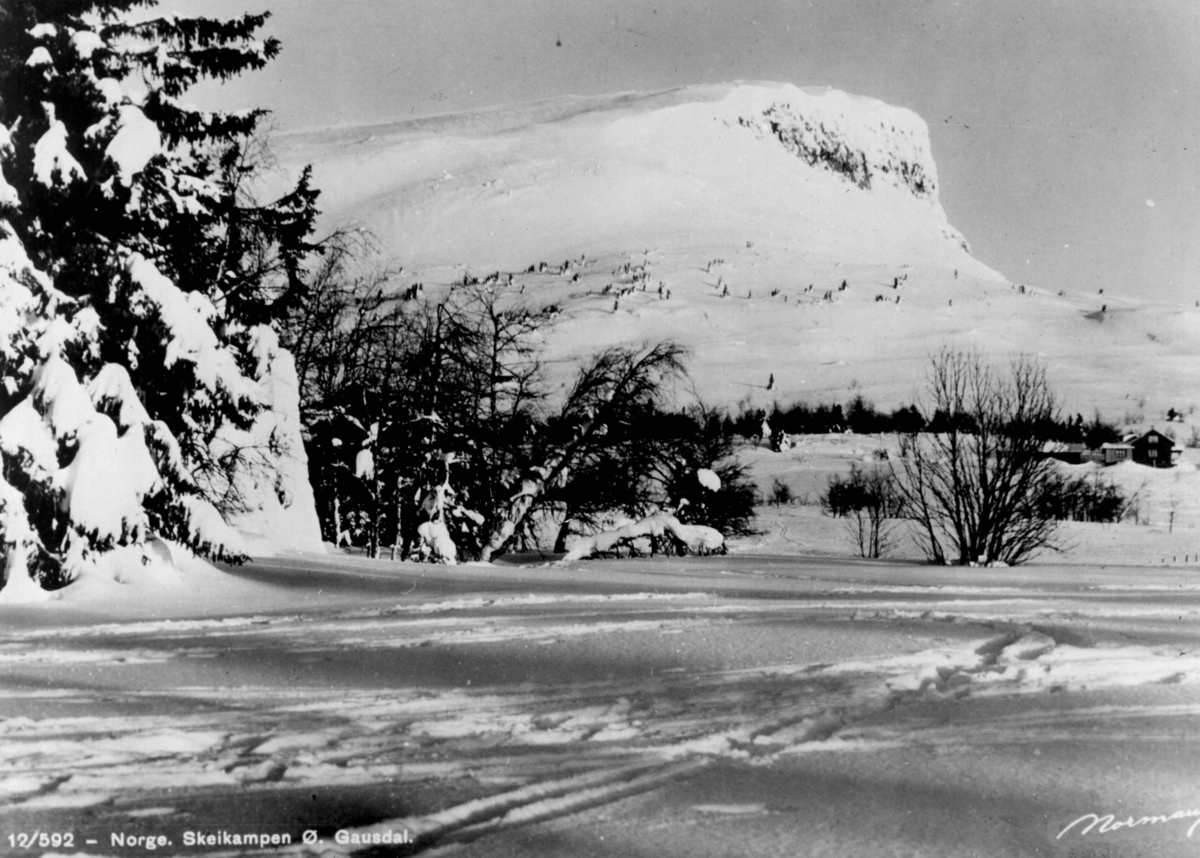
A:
[279,82,1199,416]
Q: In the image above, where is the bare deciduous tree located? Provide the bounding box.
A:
[894,348,1062,566]
[479,341,689,561]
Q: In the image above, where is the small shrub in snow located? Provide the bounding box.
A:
[821,464,902,518]
[821,464,900,559]
[768,478,794,506]
[1033,472,1136,524]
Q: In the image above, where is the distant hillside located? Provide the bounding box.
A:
[277,82,1200,420]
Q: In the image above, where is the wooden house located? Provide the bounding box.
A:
[1099,429,1179,467]
[1130,428,1180,468]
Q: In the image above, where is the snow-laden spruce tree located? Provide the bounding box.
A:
[0,2,321,599]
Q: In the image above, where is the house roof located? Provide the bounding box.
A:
[1132,428,1182,450]
[1042,441,1086,453]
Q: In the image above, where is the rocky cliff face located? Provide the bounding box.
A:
[741,97,936,200]
[718,84,968,250]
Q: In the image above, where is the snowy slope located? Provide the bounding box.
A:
[278,82,1200,417]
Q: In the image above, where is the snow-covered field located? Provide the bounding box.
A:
[744,434,1200,559]
[5,497,1200,857]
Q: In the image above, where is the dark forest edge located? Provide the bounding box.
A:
[731,394,1131,449]
[280,243,758,562]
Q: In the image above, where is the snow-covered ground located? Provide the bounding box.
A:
[4,503,1200,857]
[744,433,1200,561]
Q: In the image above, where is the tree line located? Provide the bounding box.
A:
[731,393,1125,447]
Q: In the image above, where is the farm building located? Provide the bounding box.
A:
[1130,428,1181,468]
[1041,442,1089,464]
[1100,430,1180,468]
[1098,440,1133,465]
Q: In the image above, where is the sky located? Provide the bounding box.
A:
[183,0,1200,304]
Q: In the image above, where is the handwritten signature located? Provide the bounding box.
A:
[1058,807,1200,840]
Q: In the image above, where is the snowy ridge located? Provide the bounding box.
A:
[284,81,981,278]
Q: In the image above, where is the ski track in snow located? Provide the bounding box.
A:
[4,583,1200,854]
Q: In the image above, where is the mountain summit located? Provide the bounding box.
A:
[283,82,991,279]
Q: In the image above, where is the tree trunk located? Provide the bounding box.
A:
[553,516,573,554]
[390,476,405,560]
[479,419,594,561]
[368,474,381,559]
